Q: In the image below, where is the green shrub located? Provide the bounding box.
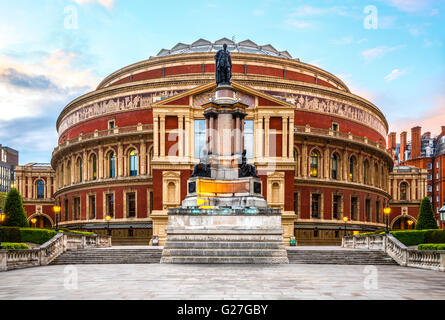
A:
[424,230,445,244]
[3,188,29,228]
[418,244,445,251]
[59,228,95,236]
[416,197,438,230]
[19,228,57,245]
[1,243,29,250]
[0,227,21,243]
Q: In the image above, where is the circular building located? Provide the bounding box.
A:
[51,38,393,245]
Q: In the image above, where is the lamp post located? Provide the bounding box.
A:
[0,209,6,250]
[105,215,111,236]
[407,219,414,230]
[384,207,391,234]
[31,218,37,228]
[53,206,61,232]
[343,216,349,236]
[439,202,445,230]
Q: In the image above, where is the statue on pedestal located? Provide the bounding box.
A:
[239,150,258,178]
[215,44,232,85]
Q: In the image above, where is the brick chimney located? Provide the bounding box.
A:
[411,126,422,159]
[388,132,397,150]
[400,131,407,162]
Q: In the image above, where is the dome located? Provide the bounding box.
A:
[154,38,295,60]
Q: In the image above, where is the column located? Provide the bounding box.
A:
[82,150,88,182]
[178,115,184,158]
[27,175,32,199]
[160,115,166,157]
[46,175,50,199]
[324,147,329,178]
[185,116,190,158]
[265,116,270,158]
[190,119,195,158]
[71,155,75,184]
[302,143,308,177]
[393,179,398,200]
[98,147,104,180]
[153,116,159,157]
[62,158,67,186]
[209,116,214,154]
[118,143,123,177]
[235,116,240,154]
[288,117,294,161]
[282,117,288,159]
[140,139,147,175]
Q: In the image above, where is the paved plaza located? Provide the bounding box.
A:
[1,263,445,300]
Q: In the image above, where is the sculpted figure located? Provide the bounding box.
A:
[215,43,232,85]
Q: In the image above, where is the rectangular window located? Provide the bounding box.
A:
[64,199,69,221]
[194,120,206,159]
[149,191,153,214]
[332,123,339,131]
[73,197,80,220]
[108,120,115,129]
[351,197,358,220]
[376,201,380,223]
[89,195,96,220]
[311,194,321,219]
[365,199,371,222]
[428,185,432,193]
[106,194,114,217]
[294,192,298,216]
[333,195,341,220]
[437,162,440,169]
[428,174,432,181]
[244,120,254,159]
[127,193,136,218]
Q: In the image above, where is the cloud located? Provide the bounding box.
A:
[71,0,114,9]
[286,20,312,29]
[384,69,406,81]
[290,5,349,17]
[330,36,354,45]
[361,45,402,62]
[380,0,432,12]
[0,68,55,90]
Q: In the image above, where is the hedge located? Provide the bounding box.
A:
[1,243,29,250]
[418,244,445,251]
[387,230,445,246]
[60,229,95,236]
[19,228,58,245]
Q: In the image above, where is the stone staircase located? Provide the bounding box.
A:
[49,246,397,266]
[160,230,289,264]
[287,248,397,265]
[50,248,162,265]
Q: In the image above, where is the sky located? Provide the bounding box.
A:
[0,0,444,165]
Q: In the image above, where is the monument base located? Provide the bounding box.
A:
[160,209,289,264]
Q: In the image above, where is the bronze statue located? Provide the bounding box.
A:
[215,43,232,85]
[239,150,258,178]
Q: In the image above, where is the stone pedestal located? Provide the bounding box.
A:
[161,209,289,264]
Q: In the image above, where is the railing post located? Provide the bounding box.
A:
[39,248,47,266]
[440,253,445,272]
[352,236,356,249]
[366,236,370,249]
[0,251,7,272]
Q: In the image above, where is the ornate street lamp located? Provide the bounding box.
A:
[407,219,414,229]
[0,209,6,250]
[384,207,392,234]
[31,218,37,228]
[105,215,111,236]
[53,206,61,232]
[439,202,445,230]
[343,216,349,236]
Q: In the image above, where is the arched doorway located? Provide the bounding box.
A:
[29,214,53,229]
[392,216,416,230]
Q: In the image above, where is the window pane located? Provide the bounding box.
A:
[194,120,206,158]
[244,120,254,159]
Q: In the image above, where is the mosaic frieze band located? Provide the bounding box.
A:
[58,90,183,136]
[264,91,386,138]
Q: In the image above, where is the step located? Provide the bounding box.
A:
[160,256,290,264]
[162,248,288,257]
[164,241,284,249]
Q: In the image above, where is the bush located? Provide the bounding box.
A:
[416,197,438,230]
[1,243,29,250]
[0,227,21,243]
[61,229,95,236]
[19,228,57,245]
[391,230,428,246]
[424,230,445,244]
[418,244,445,251]
[3,188,29,228]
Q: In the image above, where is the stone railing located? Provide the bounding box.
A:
[0,233,112,272]
[343,234,445,272]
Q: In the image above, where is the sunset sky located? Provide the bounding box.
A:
[0,0,444,164]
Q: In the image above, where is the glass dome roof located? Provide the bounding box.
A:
[153,38,295,60]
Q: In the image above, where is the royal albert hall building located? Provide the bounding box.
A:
[50,38,393,245]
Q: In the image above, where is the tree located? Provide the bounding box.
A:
[0,192,6,212]
[415,197,438,230]
[4,188,29,228]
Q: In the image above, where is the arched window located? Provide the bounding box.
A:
[400,182,408,200]
[37,180,45,199]
[331,153,339,180]
[77,158,83,183]
[108,151,116,178]
[310,150,320,178]
[363,160,370,185]
[129,149,138,176]
[349,156,357,182]
[90,154,97,181]
[66,161,71,185]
